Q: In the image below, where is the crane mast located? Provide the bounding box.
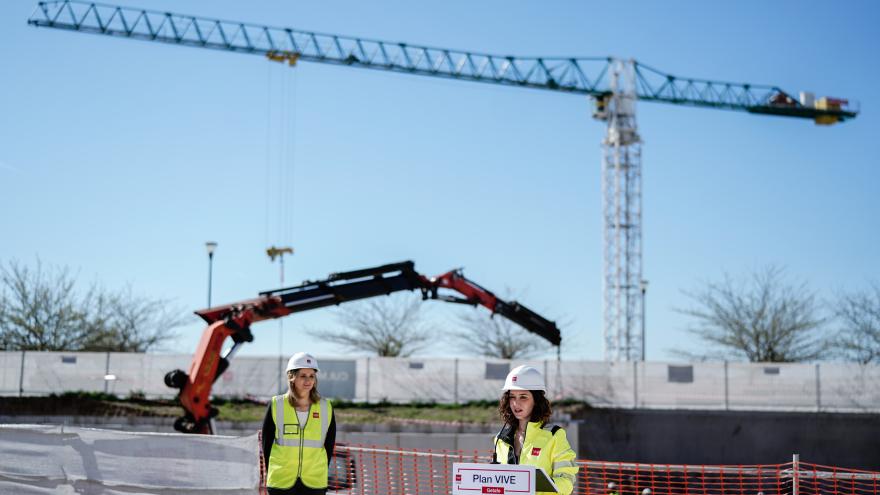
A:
[596,60,643,361]
[29,1,859,362]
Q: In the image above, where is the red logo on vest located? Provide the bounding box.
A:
[482,488,504,494]
[531,447,542,456]
[313,412,319,418]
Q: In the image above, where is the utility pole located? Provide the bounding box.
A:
[267,245,293,392]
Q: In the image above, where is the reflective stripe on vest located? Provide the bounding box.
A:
[274,396,330,448]
[267,395,332,489]
[493,421,579,495]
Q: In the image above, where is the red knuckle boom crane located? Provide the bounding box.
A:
[165,260,560,434]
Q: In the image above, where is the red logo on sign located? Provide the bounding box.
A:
[531,447,542,456]
[482,488,504,494]
[455,474,462,482]
[313,412,319,418]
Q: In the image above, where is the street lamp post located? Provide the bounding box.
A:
[640,279,648,361]
[206,242,218,308]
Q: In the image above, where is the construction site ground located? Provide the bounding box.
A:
[0,393,590,425]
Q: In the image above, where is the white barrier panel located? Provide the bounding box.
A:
[22,352,107,396]
[817,362,880,410]
[0,351,22,395]
[726,362,816,409]
[2,352,880,412]
[457,358,512,402]
[0,424,259,494]
[110,353,192,397]
[212,356,284,398]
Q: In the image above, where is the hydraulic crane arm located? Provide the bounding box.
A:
[165,260,560,434]
[427,269,561,346]
[193,261,425,325]
[29,1,858,124]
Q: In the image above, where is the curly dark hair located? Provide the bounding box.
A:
[498,390,552,427]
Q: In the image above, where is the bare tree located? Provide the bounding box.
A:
[0,259,186,352]
[315,292,432,357]
[0,260,86,351]
[79,287,187,352]
[450,309,550,359]
[831,284,880,364]
[676,266,827,362]
[447,287,553,359]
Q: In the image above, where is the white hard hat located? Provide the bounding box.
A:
[502,365,545,391]
[642,489,652,495]
[286,352,319,372]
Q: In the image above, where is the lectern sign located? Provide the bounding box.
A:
[452,463,541,495]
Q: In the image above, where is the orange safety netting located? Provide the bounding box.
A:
[580,460,880,495]
[260,443,880,495]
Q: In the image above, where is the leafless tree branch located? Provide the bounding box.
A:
[0,259,186,352]
[675,266,828,362]
[313,292,432,357]
[831,283,880,364]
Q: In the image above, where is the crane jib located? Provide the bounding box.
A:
[28,0,856,121]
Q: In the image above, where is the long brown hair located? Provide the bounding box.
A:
[287,369,322,405]
[498,390,552,427]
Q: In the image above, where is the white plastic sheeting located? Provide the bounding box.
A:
[0,424,259,494]
[2,352,880,411]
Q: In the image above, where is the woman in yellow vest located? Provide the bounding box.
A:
[493,365,579,495]
[261,352,336,495]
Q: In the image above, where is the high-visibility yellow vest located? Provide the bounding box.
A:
[267,395,333,489]
[495,421,579,495]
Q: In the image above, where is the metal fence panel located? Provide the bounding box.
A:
[20,352,107,395]
[2,352,879,412]
[0,351,22,395]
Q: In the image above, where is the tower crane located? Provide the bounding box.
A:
[29,1,859,361]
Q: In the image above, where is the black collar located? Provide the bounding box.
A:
[498,422,516,446]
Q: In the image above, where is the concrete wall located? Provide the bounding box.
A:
[577,408,880,470]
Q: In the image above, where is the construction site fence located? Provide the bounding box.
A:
[320,445,880,495]
[2,352,880,412]
[2,425,878,495]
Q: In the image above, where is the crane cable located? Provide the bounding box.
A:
[264,62,298,253]
[265,60,298,392]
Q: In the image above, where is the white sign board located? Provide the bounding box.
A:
[453,462,556,495]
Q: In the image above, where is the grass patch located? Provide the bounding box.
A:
[215,399,503,424]
[335,404,499,425]
[6,392,590,424]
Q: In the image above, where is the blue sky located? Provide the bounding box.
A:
[1,0,877,362]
